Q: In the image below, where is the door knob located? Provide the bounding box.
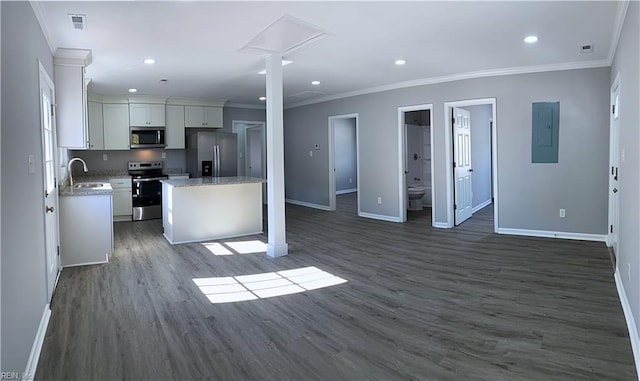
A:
[46,206,55,213]
[613,188,618,193]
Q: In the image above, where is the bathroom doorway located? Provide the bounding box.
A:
[398,104,434,223]
[328,113,359,214]
[232,120,267,203]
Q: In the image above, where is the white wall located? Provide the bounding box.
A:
[1,1,53,371]
[463,104,492,209]
[334,118,357,192]
[284,67,610,234]
[610,1,640,367]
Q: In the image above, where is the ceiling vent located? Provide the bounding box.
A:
[288,91,324,100]
[580,44,594,53]
[68,14,87,31]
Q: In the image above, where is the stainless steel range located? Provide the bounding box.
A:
[128,161,168,221]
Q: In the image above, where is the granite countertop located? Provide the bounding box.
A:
[161,176,264,188]
[59,181,113,197]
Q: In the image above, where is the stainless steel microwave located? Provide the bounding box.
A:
[130,127,166,148]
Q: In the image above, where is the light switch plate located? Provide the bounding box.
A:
[103,154,108,161]
[162,152,166,159]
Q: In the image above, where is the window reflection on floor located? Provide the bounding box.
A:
[202,240,267,256]
[193,266,347,304]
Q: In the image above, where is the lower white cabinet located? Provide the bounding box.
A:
[110,177,132,221]
[59,193,113,267]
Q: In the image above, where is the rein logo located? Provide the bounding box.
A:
[1,372,29,380]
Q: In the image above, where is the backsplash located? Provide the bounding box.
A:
[68,148,187,174]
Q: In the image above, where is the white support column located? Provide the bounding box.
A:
[265,54,288,257]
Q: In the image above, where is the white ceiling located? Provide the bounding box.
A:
[34,1,624,108]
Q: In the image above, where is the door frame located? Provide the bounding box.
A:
[39,61,61,301]
[607,72,621,251]
[328,113,360,212]
[443,98,498,232]
[232,120,266,176]
[397,104,434,223]
[245,124,266,179]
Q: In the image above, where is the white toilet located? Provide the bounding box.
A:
[407,185,426,211]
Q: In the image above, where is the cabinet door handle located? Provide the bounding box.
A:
[46,206,55,213]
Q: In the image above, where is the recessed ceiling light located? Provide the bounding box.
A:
[311,80,320,85]
[128,88,137,93]
[395,59,406,66]
[259,96,266,101]
[257,60,293,75]
[144,58,156,65]
[524,35,538,44]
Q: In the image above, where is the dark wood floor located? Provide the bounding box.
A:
[36,193,636,380]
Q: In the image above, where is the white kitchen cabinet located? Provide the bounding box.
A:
[184,106,223,128]
[129,103,165,127]
[55,64,89,148]
[103,104,130,150]
[87,101,104,150]
[165,105,185,149]
[109,177,132,221]
[59,193,112,267]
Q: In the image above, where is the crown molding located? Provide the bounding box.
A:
[127,95,168,104]
[30,1,56,54]
[608,0,630,65]
[166,98,226,107]
[225,102,266,110]
[54,48,92,66]
[285,59,611,110]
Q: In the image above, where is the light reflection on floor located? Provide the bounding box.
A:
[202,240,267,256]
[193,266,347,304]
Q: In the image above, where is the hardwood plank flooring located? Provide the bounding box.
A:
[36,193,636,380]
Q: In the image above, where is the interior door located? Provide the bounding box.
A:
[609,81,620,255]
[246,126,263,178]
[217,133,238,177]
[40,65,61,302]
[453,107,473,225]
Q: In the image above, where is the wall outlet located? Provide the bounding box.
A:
[559,209,566,218]
[161,152,166,159]
[103,154,108,161]
[377,196,382,204]
[309,150,313,157]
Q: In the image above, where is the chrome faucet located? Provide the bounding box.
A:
[68,157,88,187]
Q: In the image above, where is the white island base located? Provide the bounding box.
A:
[161,177,263,244]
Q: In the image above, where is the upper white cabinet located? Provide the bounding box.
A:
[184,106,223,128]
[54,49,92,149]
[87,101,104,150]
[165,105,185,149]
[103,104,130,150]
[129,103,165,127]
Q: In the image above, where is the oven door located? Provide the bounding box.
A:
[132,177,165,220]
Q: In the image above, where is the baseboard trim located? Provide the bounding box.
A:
[358,212,402,223]
[285,199,331,211]
[614,270,640,380]
[24,305,51,380]
[497,228,607,242]
[433,222,450,229]
[472,199,492,213]
[336,188,357,195]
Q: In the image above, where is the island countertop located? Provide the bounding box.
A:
[161,176,264,188]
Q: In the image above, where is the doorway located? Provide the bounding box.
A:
[232,120,266,203]
[608,73,621,256]
[39,62,61,303]
[398,104,433,223]
[444,98,498,231]
[328,114,359,213]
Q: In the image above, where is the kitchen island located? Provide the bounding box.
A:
[161,176,264,244]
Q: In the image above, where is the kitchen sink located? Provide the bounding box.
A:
[74,182,105,189]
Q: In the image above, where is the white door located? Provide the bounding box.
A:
[453,107,473,225]
[246,126,263,178]
[40,65,61,302]
[609,80,621,254]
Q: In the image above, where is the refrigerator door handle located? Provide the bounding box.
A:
[215,145,220,177]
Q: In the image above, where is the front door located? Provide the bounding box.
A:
[609,80,620,255]
[40,64,60,302]
[453,107,473,225]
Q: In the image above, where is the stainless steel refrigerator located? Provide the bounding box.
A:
[186,131,238,177]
